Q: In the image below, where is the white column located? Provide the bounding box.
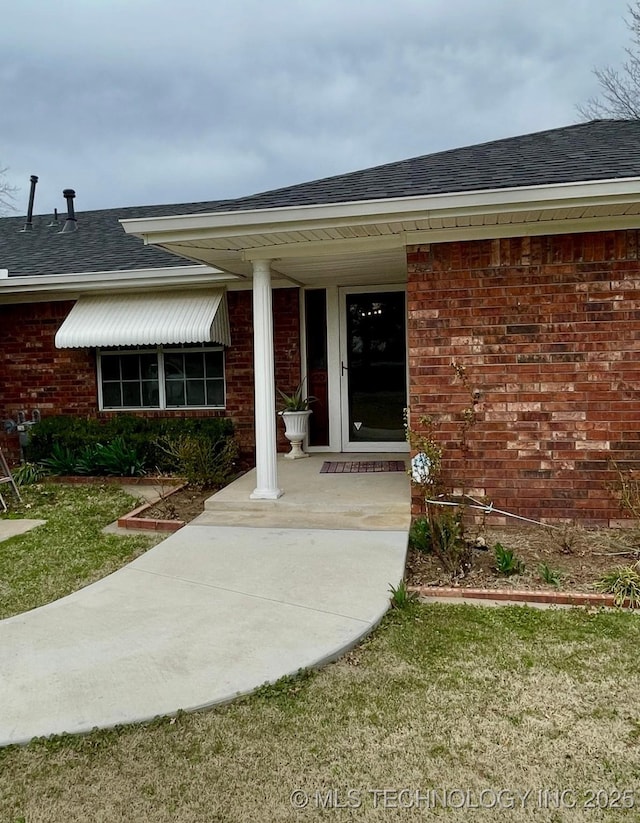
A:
[250,259,283,500]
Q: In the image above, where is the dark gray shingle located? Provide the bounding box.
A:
[2,120,639,277]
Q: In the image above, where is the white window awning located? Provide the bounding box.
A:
[55,289,231,348]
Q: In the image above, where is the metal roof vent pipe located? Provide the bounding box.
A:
[19,175,38,232]
[60,189,78,233]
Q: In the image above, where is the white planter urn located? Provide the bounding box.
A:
[280,410,312,459]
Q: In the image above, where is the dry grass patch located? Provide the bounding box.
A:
[1,605,639,821]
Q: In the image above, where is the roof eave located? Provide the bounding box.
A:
[120,177,640,243]
[0,264,238,302]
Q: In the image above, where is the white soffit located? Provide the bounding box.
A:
[55,290,231,349]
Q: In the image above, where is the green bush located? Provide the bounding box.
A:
[157,432,239,487]
[27,414,236,477]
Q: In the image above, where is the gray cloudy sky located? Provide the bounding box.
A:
[0,0,632,214]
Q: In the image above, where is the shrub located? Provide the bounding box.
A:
[157,432,239,488]
[26,415,235,477]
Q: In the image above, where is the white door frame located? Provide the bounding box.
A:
[338,284,409,453]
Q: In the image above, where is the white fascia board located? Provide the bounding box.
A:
[120,177,640,243]
[0,264,237,299]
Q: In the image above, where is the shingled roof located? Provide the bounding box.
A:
[2,119,640,277]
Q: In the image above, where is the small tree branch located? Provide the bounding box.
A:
[0,166,18,215]
[578,1,640,120]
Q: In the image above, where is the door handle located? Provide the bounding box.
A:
[341,361,348,376]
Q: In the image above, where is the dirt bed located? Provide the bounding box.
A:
[139,486,215,523]
[406,524,640,593]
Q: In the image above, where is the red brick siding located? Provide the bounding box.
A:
[0,289,301,463]
[407,231,640,525]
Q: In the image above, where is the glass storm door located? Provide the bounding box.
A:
[340,288,408,452]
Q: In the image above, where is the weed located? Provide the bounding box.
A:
[539,563,562,588]
[409,516,432,553]
[252,669,315,704]
[551,522,584,555]
[389,580,418,609]
[596,564,640,608]
[494,543,525,576]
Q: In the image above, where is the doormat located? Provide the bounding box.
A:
[320,460,406,474]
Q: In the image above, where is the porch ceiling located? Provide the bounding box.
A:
[121,178,640,284]
[152,244,408,286]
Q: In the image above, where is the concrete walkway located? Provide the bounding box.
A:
[0,454,409,746]
[0,519,46,543]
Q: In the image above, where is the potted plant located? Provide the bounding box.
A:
[277,380,315,459]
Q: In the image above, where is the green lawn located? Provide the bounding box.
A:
[1,603,639,822]
[0,483,154,619]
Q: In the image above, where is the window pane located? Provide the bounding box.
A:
[184,353,205,378]
[165,380,185,406]
[185,380,205,406]
[164,354,184,379]
[101,355,120,381]
[140,354,158,381]
[102,382,122,407]
[206,379,224,406]
[120,356,141,381]
[204,351,223,378]
[122,382,142,407]
[141,381,159,407]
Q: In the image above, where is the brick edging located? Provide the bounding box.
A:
[407,585,633,609]
[49,475,186,486]
[117,483,187,532]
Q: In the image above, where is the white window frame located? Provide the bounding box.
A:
[97,345,226,411]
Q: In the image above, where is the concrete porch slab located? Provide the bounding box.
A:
[203,453,411,530]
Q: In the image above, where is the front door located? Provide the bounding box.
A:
[340,287,408,452]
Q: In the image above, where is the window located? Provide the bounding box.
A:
[98,346,225,410]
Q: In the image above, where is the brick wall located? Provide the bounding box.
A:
[0,288,301,463]
[407,231,640,525]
